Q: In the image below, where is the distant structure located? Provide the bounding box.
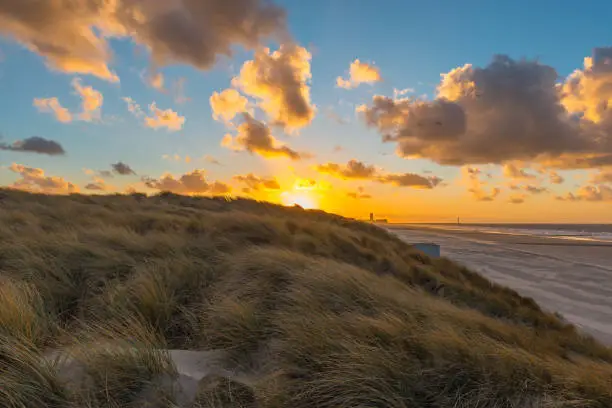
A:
[369,212,374,222]
[375,219,388,224]
[414,243,441,258]
[457,216,461,225]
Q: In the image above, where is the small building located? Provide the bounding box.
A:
[413,243,441,258]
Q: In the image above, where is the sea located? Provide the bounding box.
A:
[409,224,612,243]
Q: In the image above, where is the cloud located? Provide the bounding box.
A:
[162,154,192,164]
[394,88,415,98]
[71,78,103,121]
[347,186,372,199]
[112,162,136,175]
[232,44,315,132]
[358,52,612,168]
[549,171,565,184]
[8,163,78,194]
[560,47,612,123]
[316,159,377,179]
[523,185,548,194]
[295,178,319,190]
[591,171,612,185]
[33,98,73,123]
[85,177,110,192]
[210,89,250,122]
[463,166,500,201]
[233,174,281,191]
[557,185,612,202]
[144,103,185,131]
[204,155,222,166]
[221,113,306,160]
[316,159,442,188]
[147,72,165,91]
[34,79,103,123]
[0,136,65,155]
[172,78,190,104]
[337,59,382,89]
[470,187,501,202]
[508,194,526,204]
[503,163,537,180]
[0,0,286,81]
[377,173,443,189]
[143,170,231,195]
[123,97,144,117]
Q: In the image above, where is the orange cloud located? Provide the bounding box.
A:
[316,159,442,188]
[85,177,111,192]
[72,78,103,121]
[221,114,306,160]
[0,0,285,81]
[147,72,165,91]
[232,45,315,132]
[337,59,382,89]
[162,154,192,164]
[549,171,565,184]
[144,103,185,131]
[33,98,73,123]
[463,167,500,201]
[123,97,144,117]
[359,51,612,169]
[8,163,79,194]
[233,174,281,191]
[378,173,442,189]
[591,171,612,185]
[523,185,549,194]
[557,185,612,202]
[33,78,103,123]
[503,163,537,180]
[508,194,526,204]
[210,89,250,122]
[316,160,377,179]
[142,170,231,195]
[204,155,222,166]
[561,48,612,123]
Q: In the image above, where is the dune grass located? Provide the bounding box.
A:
[1,188,612,407]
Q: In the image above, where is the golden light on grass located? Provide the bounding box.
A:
[2,188,612,406]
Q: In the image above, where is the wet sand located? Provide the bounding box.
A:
[387,225,612,344]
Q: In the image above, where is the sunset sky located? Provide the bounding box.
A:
[1,0,612,222]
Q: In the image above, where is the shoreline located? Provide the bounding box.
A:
[388,225,612,344]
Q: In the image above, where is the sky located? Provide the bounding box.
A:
[1,0,612,223]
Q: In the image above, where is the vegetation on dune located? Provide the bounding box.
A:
[1,188,612,407]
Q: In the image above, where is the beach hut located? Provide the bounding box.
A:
[413,243,441,258]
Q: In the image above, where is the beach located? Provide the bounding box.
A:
[388,224,612,344]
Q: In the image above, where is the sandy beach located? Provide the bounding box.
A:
[388,225,612,344]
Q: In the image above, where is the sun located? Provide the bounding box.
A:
[280,191,319,209]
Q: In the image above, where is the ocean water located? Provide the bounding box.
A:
[413,224,612,243]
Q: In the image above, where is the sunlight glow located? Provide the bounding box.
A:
[280,191,319,209]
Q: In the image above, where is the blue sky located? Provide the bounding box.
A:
[1,1,612,221]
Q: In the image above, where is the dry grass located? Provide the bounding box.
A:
[1,188,612,407]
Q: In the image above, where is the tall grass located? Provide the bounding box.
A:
[1,188,611,407]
